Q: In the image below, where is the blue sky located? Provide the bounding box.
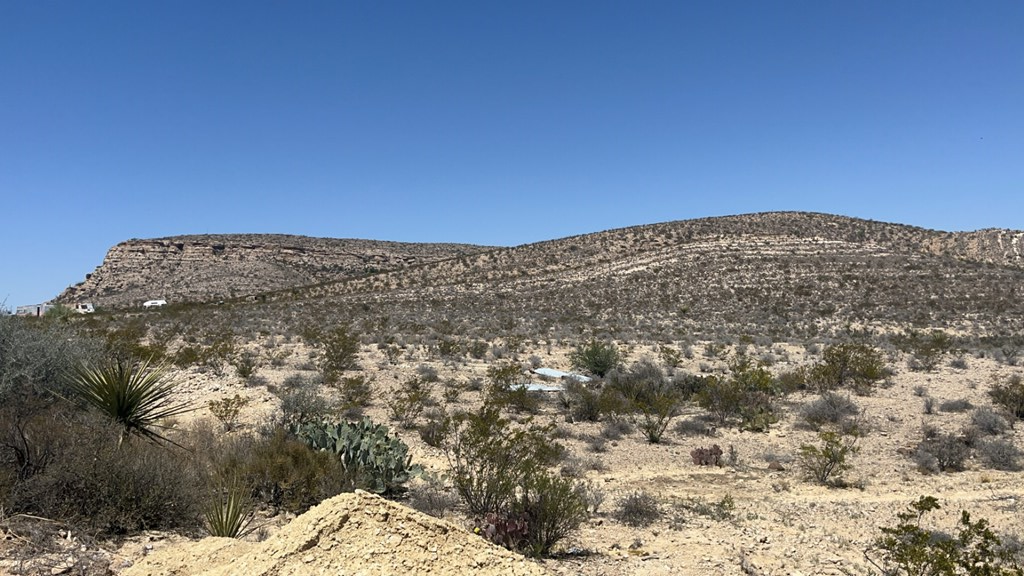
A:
[2,2,1022,307]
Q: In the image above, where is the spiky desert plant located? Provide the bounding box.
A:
[204,483,255,538]
[69,357,194,446]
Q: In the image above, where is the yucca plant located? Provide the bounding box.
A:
[204,484,254,538]
[69,357,194,446]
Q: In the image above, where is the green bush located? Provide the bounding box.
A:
[990,375,1024,419]
[570,339,621,378]
[808,343,887,395]
[867,496,1024,575]
[443,406,583,557]
[214,428,354,514]
[484,362,540,413]
[8,418,203,536]
[696,354,780,431]
[386,377,432,428]
[604,360,681,443]
[318,325,361,381]
[559,379,603,422]
[798,430,859,485]
[442,406,561,516]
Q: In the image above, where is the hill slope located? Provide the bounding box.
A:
[59,213,1024,339]
[260,212,1024,339]
[57,234,489,307]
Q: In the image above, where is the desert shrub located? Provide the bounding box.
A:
[923,397,937,415]
[673,416,717,437]
[690,444,723,466]
[938,398,974,413]
[977,439,1023,472]
[208,394,250,432]
[808,343,887,395]
[798,430,859,485]
[467,340,489,360]
[8,418,203,536]
[442,406,561,515]
[0,316,100,483]
[277,375,332,426]
[614,490,661,527]
[512,472,589,557]
[386,377,432,428]
[866,496,1024,576]
[558,379,603,422]
[600,418,632,440]
[416,364,440,382]
[318,325,361,381]
[484,362,540,413]
[799,392,860,431]
[899,330,954,372]
[231,350,260,380]
[971,407,1011,436]
[335,374,374,411]
[672,494,735,523]
[215,428,354,514]
[418,408,449,448]
[914,432,970,473]
[695,375,743,424]
[294,418,422,497]
[990,375,1024,419]
[570,339,621,377]
[603,359,682,443]
[408,473,459,518]
[443,406,584,557]
[658,345,685,368]
[578,479,606,515]
[696,354,780,431]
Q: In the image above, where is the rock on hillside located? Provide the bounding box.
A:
[121,491,549,576]
[58,234,489,308]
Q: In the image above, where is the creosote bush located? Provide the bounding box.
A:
[798,430,859,485]
[990,374,1024,419]
[867,496,1024,575]
[808,343,887,395]
[603,359,681,443]
[442,406,585,557]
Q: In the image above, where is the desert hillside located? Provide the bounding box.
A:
[57,234,489,307]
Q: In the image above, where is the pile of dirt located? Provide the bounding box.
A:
[121,490,549,576]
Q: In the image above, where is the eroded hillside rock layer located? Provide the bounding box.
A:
[58,234,488,307]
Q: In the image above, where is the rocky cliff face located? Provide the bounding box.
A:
[57,234,488,308]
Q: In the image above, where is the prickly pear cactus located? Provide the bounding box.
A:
[294,418,423,496]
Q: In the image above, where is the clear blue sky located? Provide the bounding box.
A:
[2,2,1022,308]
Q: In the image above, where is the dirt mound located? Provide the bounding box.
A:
[121,490,549,576]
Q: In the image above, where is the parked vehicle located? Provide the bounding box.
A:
[143,299,167,308]
[73,303,95,314]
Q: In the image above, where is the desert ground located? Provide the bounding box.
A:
[36,336,1014,576]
